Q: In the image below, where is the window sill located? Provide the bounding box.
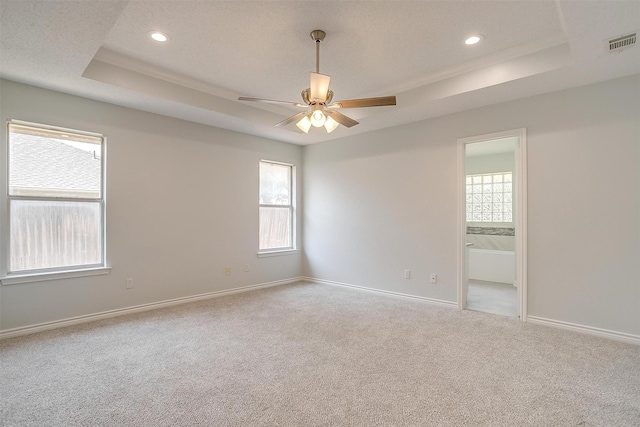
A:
[1,266,111,286]
[257,249,299,258]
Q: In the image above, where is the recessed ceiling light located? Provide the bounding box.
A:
[465,35,484,45]
[150,31,169,42]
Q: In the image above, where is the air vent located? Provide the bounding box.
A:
[609,33,636,52]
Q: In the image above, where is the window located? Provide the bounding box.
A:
[259,161,294,252]
[7,121,105,274]
[466,172,512,222]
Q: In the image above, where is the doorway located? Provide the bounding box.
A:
[457,129,527,320]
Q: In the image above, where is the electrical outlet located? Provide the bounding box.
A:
[225,267,231,276]
[126,278,134,289]
[404,270,411,279]
[244,264,250,272]
[430,273,437,284]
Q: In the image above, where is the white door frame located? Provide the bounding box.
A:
[457,128,528,321]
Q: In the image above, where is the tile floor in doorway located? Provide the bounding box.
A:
[467,280,518,317]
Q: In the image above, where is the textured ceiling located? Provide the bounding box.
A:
[1,1,639,145]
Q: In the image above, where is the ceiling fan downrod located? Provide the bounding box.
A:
[237,28,396,134]
[310,30,326,74]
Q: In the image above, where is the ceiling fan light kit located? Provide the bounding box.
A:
[296,115,312,133]
[238,30,396,134]
[324,116,339,133]
[310,104,326,127]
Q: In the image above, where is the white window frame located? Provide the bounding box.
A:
[258,160,296,256]
[1,120,110,285]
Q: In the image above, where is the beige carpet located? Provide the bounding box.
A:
[1,281,639,426]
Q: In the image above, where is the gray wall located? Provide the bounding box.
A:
[2,74,639,338]
[0,80,303,330]
[466,152,515,176]
[303,74,640,336]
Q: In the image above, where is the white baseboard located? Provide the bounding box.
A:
[302,276,457,308]
[304,276,639,346]
[527,316,640,346]
[0,277,302,340]
[5,277,637,346]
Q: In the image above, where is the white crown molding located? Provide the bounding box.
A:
[385,33,570,95]
[93,48,238,100]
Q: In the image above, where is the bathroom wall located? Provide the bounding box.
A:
[465,150,516,251]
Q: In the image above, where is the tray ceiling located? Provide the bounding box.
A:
[1,1,639,145]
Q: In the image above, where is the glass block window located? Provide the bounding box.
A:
[466,172,513,223]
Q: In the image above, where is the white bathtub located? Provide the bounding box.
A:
[468,248,516,285]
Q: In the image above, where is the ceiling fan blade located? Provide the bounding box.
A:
[238,97,306,107]
[326,110,359,128]
[329,96,396,109]
[275,112,309,127]
[309,72,331,102]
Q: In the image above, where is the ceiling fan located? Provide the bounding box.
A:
[238,30,397,133]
